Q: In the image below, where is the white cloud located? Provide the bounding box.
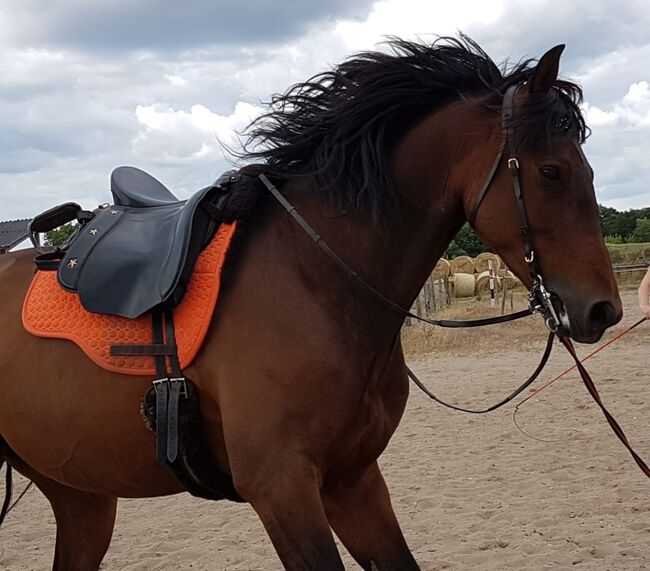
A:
[1,0,650,221]
[584,81,650,208]
[582,103,619,127]
[336,0,504,50]
[132,101,264,166]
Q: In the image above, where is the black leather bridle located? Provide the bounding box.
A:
[468,84,565,335]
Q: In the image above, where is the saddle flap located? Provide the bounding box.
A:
[58,186,218,318]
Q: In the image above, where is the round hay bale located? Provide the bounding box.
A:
[475,270,496,292]
[502,270,522,288]
[432,258,451,279]
[474,252,501,273]
[449,255,475,275]
[452,272,475,297]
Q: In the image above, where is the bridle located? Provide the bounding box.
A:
[468,83,565,335]
[255,83,650,478]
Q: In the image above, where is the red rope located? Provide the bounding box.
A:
[514,317,649,478]
[515,317,646,410]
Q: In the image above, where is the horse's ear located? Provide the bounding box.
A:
[528,44,565,95]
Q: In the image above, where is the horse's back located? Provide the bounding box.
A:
[0,248,34,283]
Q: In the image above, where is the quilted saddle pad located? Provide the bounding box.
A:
[22,223,237,376]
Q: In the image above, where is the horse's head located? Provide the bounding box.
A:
[462,46,622,343]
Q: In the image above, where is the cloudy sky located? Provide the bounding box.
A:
[1,0,649,222]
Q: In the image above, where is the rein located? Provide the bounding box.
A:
[256,83,650,479]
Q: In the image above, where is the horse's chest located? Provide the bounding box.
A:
[330,373,409,477]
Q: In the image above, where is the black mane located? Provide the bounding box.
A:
[242,35,587,214]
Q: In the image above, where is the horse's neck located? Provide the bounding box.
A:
[259,100,492,337]
[272,176,463,335]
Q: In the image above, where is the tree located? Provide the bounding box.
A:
[45,223,78,247]
[632,218,650,243]
[444,223,489,258]
[599,204,650,242]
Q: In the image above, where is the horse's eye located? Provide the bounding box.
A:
[540,166,560,180]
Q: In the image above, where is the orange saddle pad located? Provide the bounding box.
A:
[22,223,237,376]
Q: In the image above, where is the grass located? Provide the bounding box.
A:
[606,242,650,265]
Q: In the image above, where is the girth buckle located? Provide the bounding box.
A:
[154,376,188,399]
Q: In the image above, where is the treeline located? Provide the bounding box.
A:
[445,205,650,258]
[599,205,650,244]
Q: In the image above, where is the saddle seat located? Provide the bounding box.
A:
[54,166,230,318]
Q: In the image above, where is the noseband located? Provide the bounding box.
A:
[468,84,564,334]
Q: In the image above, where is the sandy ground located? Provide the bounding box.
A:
[1,288,648,570]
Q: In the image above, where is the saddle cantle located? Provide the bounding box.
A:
[52,166,230,318]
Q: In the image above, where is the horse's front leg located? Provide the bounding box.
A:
[323,462,420,571]
[232,451,345,570]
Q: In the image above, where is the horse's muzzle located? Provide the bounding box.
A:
[567,298,622,344]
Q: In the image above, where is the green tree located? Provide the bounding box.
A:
[632,218,650,243]
[599,204,650,242]
[444,223,489,258]
[45,223,78,247]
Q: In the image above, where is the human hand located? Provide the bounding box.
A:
[641,304,650,320]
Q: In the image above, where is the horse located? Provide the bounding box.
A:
[0,36,622,570]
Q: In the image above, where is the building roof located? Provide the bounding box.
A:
[0,218,31,250]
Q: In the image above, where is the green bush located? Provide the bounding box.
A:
[45,223,78,247]
[632,218,650,243]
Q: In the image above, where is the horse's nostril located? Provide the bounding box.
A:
[589,301,618,330]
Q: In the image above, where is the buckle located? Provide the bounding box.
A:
[529,276,562,333]
[153,376,187,398]
[507,157,520,171]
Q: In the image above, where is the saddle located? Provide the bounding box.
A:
[31,166,233,318]
[24,166,263,501]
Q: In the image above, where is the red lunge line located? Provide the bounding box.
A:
[516,317,646,409]
[516,317,649,479]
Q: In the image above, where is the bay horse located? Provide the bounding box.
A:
[0,36,621,570]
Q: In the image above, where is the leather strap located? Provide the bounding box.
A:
[163,306,184,464]
[560,336,650,478]
[34,249,64,271]
[166,380,182,463]
[467,140,505,227]
[154,381,169,464]
[407,331,554,413]
[109,344,175,356]
[259,173,534,329]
